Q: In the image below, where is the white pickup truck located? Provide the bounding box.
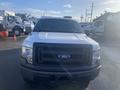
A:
[20,17,101,88]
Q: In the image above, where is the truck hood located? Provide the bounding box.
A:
[23,32,100,50]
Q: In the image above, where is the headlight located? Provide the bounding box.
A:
[92,49,101,65]
[22,46,33,64]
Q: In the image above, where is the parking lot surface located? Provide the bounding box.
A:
[0,37,120,90]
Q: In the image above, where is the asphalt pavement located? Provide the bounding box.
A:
[0,37,120,90]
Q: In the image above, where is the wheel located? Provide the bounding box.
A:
[20,69,35,85]
[14,29,21,36]
[13,26,22,36]
[23,77,41,89]
[21,73,39,85]
[22,76,39,86]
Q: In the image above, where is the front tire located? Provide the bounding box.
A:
[13,26,22,36]
[14,29,21,36]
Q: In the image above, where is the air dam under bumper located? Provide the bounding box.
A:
[21,65,101,82]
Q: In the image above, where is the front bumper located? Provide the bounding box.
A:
[20,64,101,81]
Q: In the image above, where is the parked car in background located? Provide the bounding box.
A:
[80,20,104,38]
[0,10,35,36]
[23,19,34,35]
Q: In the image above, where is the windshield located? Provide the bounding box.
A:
[34,18,82,33]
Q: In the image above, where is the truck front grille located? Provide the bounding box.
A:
[33,43,92,66]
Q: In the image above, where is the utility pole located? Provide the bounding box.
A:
[80,14,84,22]
[85,9,89,22]
[90,2,94,22]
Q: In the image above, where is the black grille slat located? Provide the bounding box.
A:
[33,43,92,65]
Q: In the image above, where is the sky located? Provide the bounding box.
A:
[0,0,120,19]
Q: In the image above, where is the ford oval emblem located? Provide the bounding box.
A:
[57,54,71,59]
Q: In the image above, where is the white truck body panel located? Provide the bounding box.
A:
[23,32,100,51]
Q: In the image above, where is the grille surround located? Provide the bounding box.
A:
[33,43,93,66]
